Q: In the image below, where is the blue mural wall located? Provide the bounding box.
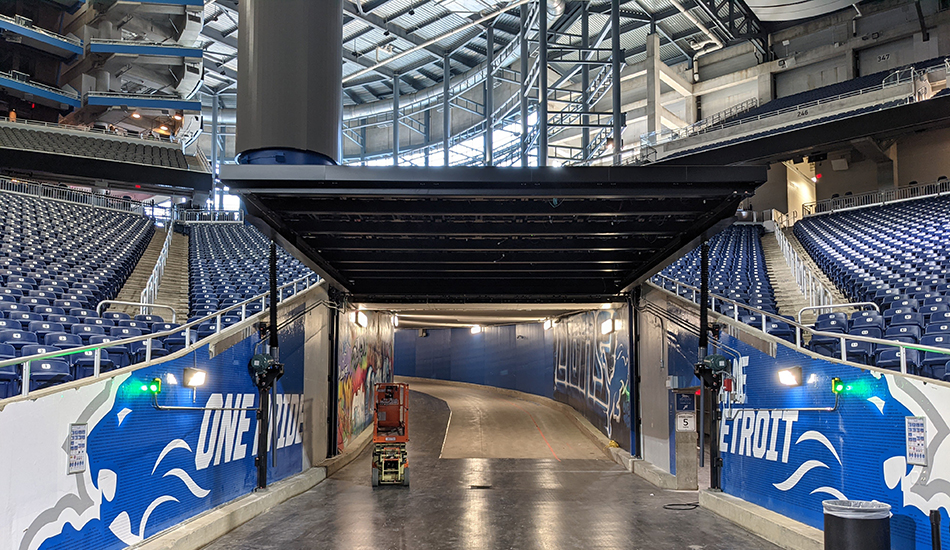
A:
[394,323,554,398]
[658,309,950,549]
[394,310,634,451]
[1,304,310,550]
[553,307,632,451]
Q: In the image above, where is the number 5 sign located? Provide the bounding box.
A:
[676,412,696,433]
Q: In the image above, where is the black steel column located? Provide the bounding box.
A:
[237,0,342,164]
[581,3,590,160]
[485,26,494,166]
[520,5,529,167]
[538,0,548,167]
[393,73,400,166]
[443,54,451,166]
[611,0,623,164]
[629,289,642,459]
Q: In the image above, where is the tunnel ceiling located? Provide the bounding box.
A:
[222,164,765,302]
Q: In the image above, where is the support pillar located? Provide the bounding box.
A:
[538,0,548,167]
[393,73,400,166]
[645,32,662,137]
[520,5,529,167]
[581,2,590,160]
[485,26,494,166]
[237,0,342,164]
[612,0,624,164]
[424,109,430,167]
[210,91,219,175]
[756,72,774,106]
[443,54,451,167]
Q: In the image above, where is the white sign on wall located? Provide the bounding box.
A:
[68,423,87,474]
[905,416,927,466]
[676,412,696,433]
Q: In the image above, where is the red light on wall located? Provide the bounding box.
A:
[30,103,35,109]
[815,173,822,179]
[135,185,141,189]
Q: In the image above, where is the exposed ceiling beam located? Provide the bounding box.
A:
[343,3,445,60]
[200,26,238,50]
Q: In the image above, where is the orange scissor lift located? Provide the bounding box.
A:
[371,382,409,487]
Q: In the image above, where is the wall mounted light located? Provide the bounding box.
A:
[355,311,368,328]
[778,367,802,387]
[601,303,612,310]
[601,319,621,335]
[543,319,552,330]
[131,112,141,119]
[471,325,482,334]
[184,368,206,388]
[393,315,399,327]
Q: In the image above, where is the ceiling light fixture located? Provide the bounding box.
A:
[471,325,482,334]
[131,113,141,119]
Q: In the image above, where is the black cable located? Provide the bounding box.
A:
[663,502,700,511]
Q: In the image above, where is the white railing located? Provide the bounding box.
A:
[650,273,950,377]
[140,226,176,314]
[0,274,322,400]
[0,177,145,214]
[0,70,80,100]
[774,225,835,311]
[174,209,244,223]
[195,145,213,173]
[0,115,176,144]
[0,13,82,47]
[639,69,920,148]
[802,177,950,216]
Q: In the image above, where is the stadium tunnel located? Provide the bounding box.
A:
[3,0,950,549]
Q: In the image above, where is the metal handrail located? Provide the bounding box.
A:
[0,70,80,99]
[774,226,835,312]
[640,73,918,148]
[97,300,178,323]
[650,273,950,376]
[0,13,82,46]
[139,227,176,314]
[174,209,244,223]
[0,178,145,215]
[1,274,321,399]
[0,115,176,144]
[802,177,950,217]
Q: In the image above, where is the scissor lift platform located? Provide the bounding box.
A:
[371,382,409,487]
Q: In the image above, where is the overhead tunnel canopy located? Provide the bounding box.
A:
[222,165,766,302]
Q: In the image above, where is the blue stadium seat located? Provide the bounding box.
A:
[28,359,73,391]
[920,335,950,377]
[0,329,38,354]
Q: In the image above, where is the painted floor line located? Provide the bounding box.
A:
[505,399,561,462]
[438,408,452,459]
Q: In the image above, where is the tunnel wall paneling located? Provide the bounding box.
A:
[646,287,950,550]
[395,310,634,452]
[336,310,395,452]
[0,296,316,550]
[394,323,555,398]
[553,307,632,451]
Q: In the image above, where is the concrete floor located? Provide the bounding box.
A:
[201,382,780,550]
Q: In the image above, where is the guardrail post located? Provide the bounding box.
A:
[93,348,101,378]
[20,362,29,397]
[145,338,152,364]
[900,348,907,375]
[840,336,847,361]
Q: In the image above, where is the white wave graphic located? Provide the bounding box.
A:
[773,460,829,491]
[811,486,847,500]
[162,468,210,498]
[796,431,842,465]
[108,512,141,546]
[151,439,192,475]
[867,396,885,414]
[139,495,179,537]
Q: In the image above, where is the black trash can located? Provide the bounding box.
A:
[823,500,891,550]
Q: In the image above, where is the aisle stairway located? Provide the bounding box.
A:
[108,227,190,321]
[761,234,815,324]
[782,227,849,305]
[153,230,190,321]
[110,228,167,317]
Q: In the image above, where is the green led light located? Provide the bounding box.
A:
[140,384,148,392]
[141,378,161,394]
[831,377,844,394]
